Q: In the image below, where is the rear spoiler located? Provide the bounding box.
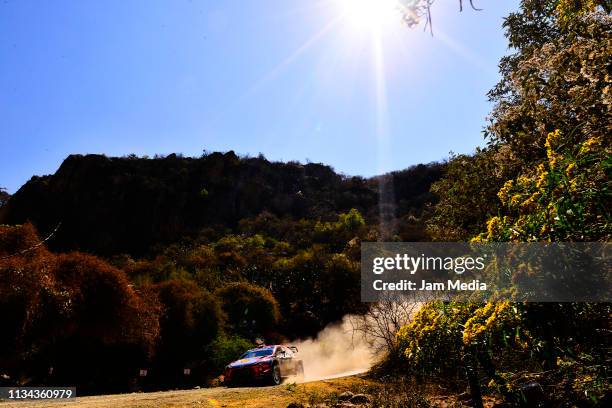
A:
[288,346,298,353]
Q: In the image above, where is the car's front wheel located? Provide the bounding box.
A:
[270,362,282,385]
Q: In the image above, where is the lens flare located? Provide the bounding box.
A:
[339,0,400,30]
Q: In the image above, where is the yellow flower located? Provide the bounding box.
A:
[569,178,578,192]
[487,217,502,238]
[483,302,495,314]
[497,180,514,204]
[545,129,561,159]
[516,176,530,187]
[565,162,576,178]
[521,193,540,211]
[510,194,522,206]
[536,171,549,188]
[579,137,601,155]
[462,302,511,345]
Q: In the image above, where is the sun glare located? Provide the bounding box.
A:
[339,0,401,31]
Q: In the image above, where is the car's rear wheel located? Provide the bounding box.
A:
[270,362,282,385]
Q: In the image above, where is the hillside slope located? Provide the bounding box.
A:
[1,152,443,255]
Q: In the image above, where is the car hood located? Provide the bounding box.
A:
[228,356,272,368]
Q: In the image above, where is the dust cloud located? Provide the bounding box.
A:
[285,315,377,382]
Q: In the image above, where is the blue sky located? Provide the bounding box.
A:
[0,0,519,193]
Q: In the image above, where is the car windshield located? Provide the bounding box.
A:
[240,348,274,359]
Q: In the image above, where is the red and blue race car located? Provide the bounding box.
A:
[223,345,304,386]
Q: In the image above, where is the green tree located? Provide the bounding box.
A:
[152,280,225,382]
[400,3,611,405]
[206,334,253,374]
[215,282,280,340]
[427,149,516,241]
[487,0,611,164]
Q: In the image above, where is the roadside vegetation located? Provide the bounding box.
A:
[390,1,611,406]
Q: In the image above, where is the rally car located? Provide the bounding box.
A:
[223,344,304,386]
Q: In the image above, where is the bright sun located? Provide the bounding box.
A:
[339,0,401,30]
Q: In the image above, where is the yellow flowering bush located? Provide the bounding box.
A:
[497,180,514,204]
[462,301,524,347]
[476,130,611,242]
[399,4,611,402]
[398,125,609,400]
[396,299,530,376]
[545,129,560,159]
[396,301,477,375]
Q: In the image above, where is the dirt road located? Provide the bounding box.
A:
[0,376,370,408]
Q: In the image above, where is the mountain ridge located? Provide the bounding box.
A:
[1,151,444,255]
